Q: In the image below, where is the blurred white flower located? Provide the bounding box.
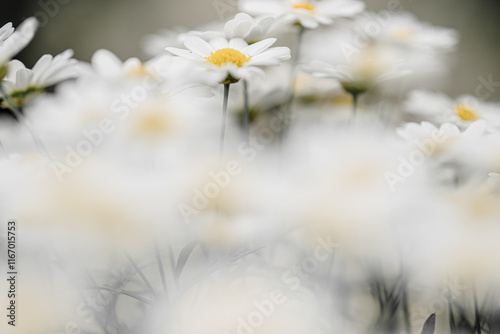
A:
[166,272,328,334]
[239,0,365,29]
[397,120,487,150]
[305,42,409,94]
[86,48,156,81]
[0,17,38,69]
[1,49,79,106]
[353,12,458,51]
[404,89,500,131]
[282,127,406,259]
[166,37,290,84]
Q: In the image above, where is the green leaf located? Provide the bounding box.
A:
[421,313,436,334]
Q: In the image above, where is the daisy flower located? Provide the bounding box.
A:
[2,49,79,107]
[223,12,284,43]
[0,17,38,72]
[404,89,500,131]
[166,36,291,84]
[239,0,365,29]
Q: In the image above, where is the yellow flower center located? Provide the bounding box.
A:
[292,2,316,11]
[455,104,480,122]
[393,28,416,40]
[205,48,251,67]
[133,110,172,137]
[126,64,151,78]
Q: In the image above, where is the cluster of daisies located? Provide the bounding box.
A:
[1,1,500,334]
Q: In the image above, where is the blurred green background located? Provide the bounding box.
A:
[1,0,500,99]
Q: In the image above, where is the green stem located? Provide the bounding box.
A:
[242,79,250,143]
[401,277,411,334]
[219,83,230,160]
[350,92,359,126]
[0,88,51,158]
[154,242,169,303]
[281,26,306,141]
[448,299,456,333]
[473,284,482,334]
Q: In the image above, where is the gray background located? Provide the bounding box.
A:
[1,0,500,99]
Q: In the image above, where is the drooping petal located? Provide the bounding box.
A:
[165,47,204,62]
[184,37,214,57]
[242,38,276,56]
[249,47,290,65]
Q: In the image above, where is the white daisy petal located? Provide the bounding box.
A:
[243,38,276,56]
[244,26,264,42]
[464,120,487,138]
[228,38,249,51]
[0,23,14,42]
[239,1,283,16]
[15,68,34,91]
[249,47,291,65]
[184,37,214,57]
[233,20,254,39]
[319,1,365,18]
[232,66,265,80]
[299,18,320,29]
[209,37,229,50]
[91,49,123,77]
[165,47,203,61]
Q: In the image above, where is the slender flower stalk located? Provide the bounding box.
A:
[350,91,359,126]
[281,26,305,140]
[448,299,456,333]
[0,87,50,158]
[401,276,411,334]
[242,79,250,142]
[473,284,482,334]
[219,83,231,160]
[0,138,5,158]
